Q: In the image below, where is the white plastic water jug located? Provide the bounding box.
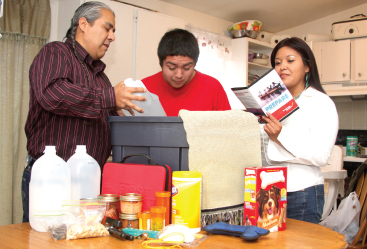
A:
[67,145,101,200]
[29,146,71,232]
[121,78,166,116]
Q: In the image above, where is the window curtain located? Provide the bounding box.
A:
[0,0,50,225]
[186,24,245,109]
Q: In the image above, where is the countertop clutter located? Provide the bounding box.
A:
[0,220,347,249]
[336,130,367,163]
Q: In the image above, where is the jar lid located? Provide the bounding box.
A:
[97,194,119,202]
[150,206,166,213]
[155,191,171,197]
[120,193,143,201]
[138,211,151,219]
[119,213,139,220]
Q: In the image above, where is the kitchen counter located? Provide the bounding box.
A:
[341,146,367,163]
[343,156,366,163]
[0,219,347,249]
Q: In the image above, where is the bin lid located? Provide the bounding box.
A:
[108,116,183,123]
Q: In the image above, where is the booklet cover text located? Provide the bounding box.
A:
[232,68,299,122]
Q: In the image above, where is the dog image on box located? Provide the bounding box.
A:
[257,185,280,222]
[244,167,287,232]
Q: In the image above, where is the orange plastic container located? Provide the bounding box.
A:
[150,206,166,231]
[138,211,151,230]
[155,191,171,226]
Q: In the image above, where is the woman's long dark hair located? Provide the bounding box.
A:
[270,37,325,94]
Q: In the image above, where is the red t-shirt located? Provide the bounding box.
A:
[142,71,231,116]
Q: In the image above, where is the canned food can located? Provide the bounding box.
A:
[347,136,358,156]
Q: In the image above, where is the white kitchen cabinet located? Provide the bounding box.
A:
[85,0,185,85]
[231,37,274,87]
[313,38,367,84]
[317,40,351,83]
[351,38,367,82]
[312,38,367,96]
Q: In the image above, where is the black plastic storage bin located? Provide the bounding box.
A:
[108,116,189,171]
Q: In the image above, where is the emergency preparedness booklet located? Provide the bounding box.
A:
[232,68,299,122]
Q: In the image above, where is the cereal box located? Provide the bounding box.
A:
[244,166,287,232]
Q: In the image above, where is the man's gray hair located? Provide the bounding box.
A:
[64,1,115,86]
[65,1,115,40]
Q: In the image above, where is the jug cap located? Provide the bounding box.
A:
[44,146,56,154]
[75,145,87,153]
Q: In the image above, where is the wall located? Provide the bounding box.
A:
[333,97,367,130]
[50,0,83,42]
[51,0,232,42]
[277,3,367,130]
[277,3,367,39]
[114,0,232,35]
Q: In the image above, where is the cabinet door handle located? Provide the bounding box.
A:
[358,73,362,77]
[343,73,346,77]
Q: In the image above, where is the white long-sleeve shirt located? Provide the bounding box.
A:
[261,87,339,192]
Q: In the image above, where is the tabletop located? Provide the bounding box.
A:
[0,219,347,249]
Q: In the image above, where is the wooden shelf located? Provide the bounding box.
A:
[231,37,274,87]
[248,62,272,71]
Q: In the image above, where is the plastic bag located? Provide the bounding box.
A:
[142,224,207,249]
[319,191,360,243]
[34,211,70,241]
[62,200,110,240]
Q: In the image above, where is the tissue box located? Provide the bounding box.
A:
[244,166,287,232]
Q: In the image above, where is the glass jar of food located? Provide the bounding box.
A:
[120,193,143,214]
[119,213,139,229]
[97,194,119,225]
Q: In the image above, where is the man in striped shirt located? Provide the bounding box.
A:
[22,1,145,222]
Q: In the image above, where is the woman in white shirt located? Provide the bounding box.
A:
[261,37,339,224]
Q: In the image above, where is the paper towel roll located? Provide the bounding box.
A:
[256,31,275,43]
[303,33,330,42]
[270,35,281,46]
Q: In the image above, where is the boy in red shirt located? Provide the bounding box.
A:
[142,29,231,116]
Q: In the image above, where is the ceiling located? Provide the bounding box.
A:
[159,0,367,33]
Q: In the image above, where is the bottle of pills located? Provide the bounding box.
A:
[150,206,166,231]
[120,193,143,214]
[155,191,171,226]
[138,211,151,230]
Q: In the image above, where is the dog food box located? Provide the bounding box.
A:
[244,166,287,232]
